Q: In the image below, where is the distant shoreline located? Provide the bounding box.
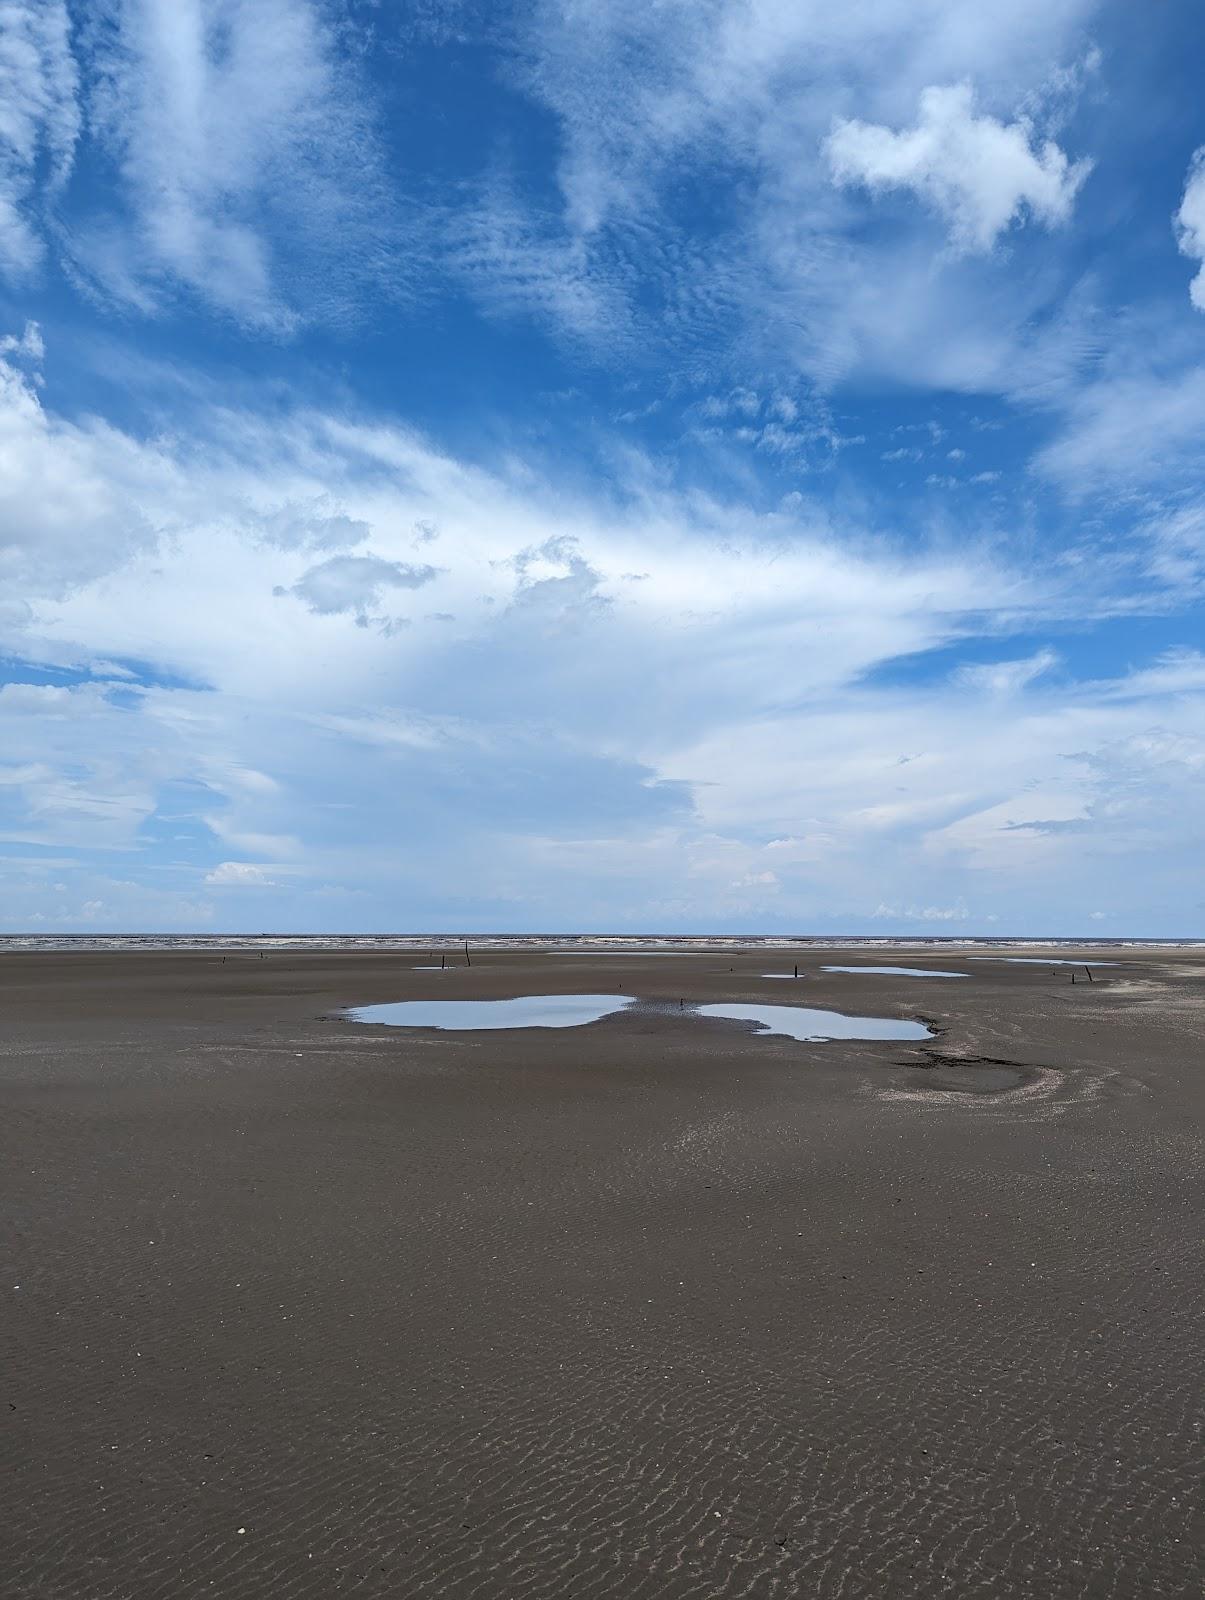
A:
[2,932,1201,952]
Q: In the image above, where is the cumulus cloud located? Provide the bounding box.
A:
[255,499,371,552]
[282,555,440,621]
[1175,147,1205,311]
[825,85,1091,252]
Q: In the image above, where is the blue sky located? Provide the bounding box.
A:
[1,0,1203,935]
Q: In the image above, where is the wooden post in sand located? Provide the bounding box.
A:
[1085,965,1093,982]
[464,941,471,968]
[441,952,446,970]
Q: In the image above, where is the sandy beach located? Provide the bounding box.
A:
[3,944,1203,1598]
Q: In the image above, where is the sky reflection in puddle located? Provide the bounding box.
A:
[968,957,1119,966]
[349,994,631,1029]
[349,994,931,1041]
[694,1004,933,1041]
[821,965,966,978]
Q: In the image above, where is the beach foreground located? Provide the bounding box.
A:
[4,945,1203,1598]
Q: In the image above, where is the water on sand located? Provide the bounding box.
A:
[968,956,1120,966]
[349,994,629,1030]
[821,965,967,978]
[349,995,933,1042]
[694,1003,933,1042]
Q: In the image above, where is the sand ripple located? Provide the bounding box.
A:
[4,966,1202,1600]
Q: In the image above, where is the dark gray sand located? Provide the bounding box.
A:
[3,946,1203,1598]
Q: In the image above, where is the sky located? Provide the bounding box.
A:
[1,0,1204,936]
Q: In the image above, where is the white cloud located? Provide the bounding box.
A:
[651,636,1205,919]
[1143,505,1205,590]
[2,332,1202,933]
[283,555,440,621]
[5,1,1107,392]
[0,342,160,607]
[0,318,44,360]
[0,679,158,851]
[1100,650,1205,701]
[953,649,1059,694]
[203,861,277,886]
[825,85,1090,252]
[872,901,970,922]
[525,0,1096,233]
[1175,146,1205,312]
[255,499,371,552]
[0,681,93,713]
[448,184,631,347]
[69,0,394,326]
[1034,365,1205,499]
[0,0,78,276]
[500,2,1101,387]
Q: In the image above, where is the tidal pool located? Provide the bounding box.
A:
[968,956,1119,966]
[349,994,932,1042]
[821,965,967,978]
[695,1003,933,1042]
[348,994,631,1030]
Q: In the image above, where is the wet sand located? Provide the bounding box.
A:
[3,945,1203,1598]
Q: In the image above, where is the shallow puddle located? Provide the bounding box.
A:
[968,956,1119,966]
[695,1003,933,1042]
[349,993,932,1042]
[821,965,966,978]
[348,994,631,1030]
